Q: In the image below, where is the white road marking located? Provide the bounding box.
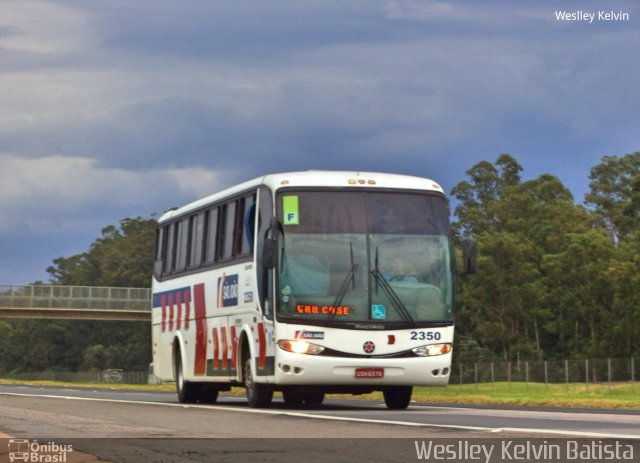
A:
[1,391,638,440]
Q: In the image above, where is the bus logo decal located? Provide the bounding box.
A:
[363,341,376,354]
[217,273,239,307]
[295,330,325,340]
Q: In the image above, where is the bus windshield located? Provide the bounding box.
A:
[276,190,453,327]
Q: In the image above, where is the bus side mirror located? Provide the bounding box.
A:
[262,238,278,269]
[462,238,477,274]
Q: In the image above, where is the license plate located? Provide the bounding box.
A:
[355,368,384,378]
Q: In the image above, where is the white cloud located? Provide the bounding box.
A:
[0,1,91,54]
[0,154,222,233]
[384,0,458,21]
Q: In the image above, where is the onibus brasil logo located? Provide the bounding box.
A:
[8,439,73,463]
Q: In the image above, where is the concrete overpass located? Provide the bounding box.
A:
[0,285,151,321]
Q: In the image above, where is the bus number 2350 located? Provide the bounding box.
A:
[410,331,441,341]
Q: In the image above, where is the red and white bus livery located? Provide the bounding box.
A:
[152,171,467,409]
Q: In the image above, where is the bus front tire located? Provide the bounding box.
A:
[282,388,324,407]
[282,388,305,406]
[175,353,199,403]
[304,389,325,405]
[199,385,219,404]
[244,358,273,408]
[383,386,412,410]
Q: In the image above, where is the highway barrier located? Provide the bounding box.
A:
[452,357,638,388]
[0,285,151,311]
[5,370,151,384]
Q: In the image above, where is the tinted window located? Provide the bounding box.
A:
[163,224,176,274]
[241,194,256,255]
[190,212,205,268]
[222,202,236,259]
[205,208,219,263]
[175,219,189,271]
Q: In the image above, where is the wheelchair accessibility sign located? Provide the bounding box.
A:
[371,304,386,320]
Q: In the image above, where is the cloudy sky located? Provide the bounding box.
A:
[1,0,638,285]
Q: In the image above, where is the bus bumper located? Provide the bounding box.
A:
[273,350,452,386]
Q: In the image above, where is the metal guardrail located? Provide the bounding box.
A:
[452,357,638,386]
[8,370,151,385]
[0,285,151,312]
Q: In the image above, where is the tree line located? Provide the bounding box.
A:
[453,152,639,363]
[0,218,156,373]
[0,152,637,374]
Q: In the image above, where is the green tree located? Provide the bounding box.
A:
[541,230,615,357]
[459,231,541,361]
[1,217,156,375]
[47,217,156,287]
[583,152,640,356]
[585,152,640,240]
[450,154,523,237]
[607,230,640,356]
[452,155,596,361]
[81,344,108,370]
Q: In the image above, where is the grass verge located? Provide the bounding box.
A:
[409,382,640,409]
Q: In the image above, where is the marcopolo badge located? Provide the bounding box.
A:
[363,341,375,354]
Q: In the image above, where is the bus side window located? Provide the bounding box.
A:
[221,202,236,260]
[242,193,256,255]
[163,223,176,275]
[232,197,245,257]
[154,227,164,276]
[205,207,219,264]
[189,212,205,268]
[255,187,273,319]
[175,219,189,272]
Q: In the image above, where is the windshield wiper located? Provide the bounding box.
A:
[327,242,357,325]
[372,247,415,327]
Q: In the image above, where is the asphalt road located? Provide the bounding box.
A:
[1,384,639,462]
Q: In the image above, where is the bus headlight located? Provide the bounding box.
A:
[278,340,325,355]
[412,343,452,357]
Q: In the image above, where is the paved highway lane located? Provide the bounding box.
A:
[1,385,639,462]
[1,384,638,439]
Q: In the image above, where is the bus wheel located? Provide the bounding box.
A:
[199,385,219,404]
[282,388,305,406]
[175,352,198,403]
[383,386,412,410]
[304,390,325,405]
[243,358,273,408]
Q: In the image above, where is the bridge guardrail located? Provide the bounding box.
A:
[0,285,151,311]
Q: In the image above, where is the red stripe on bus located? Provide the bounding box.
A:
[221,326,228,370]
[168,293,174,331]
[161,294,167,333]
[193,283,207,375]
[212,327,219,370]
[184,288,191,329]
[230,326,237,370]
[176,291,182,330]
[257,323,266,369]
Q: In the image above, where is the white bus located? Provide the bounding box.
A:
[152,171,472,409]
